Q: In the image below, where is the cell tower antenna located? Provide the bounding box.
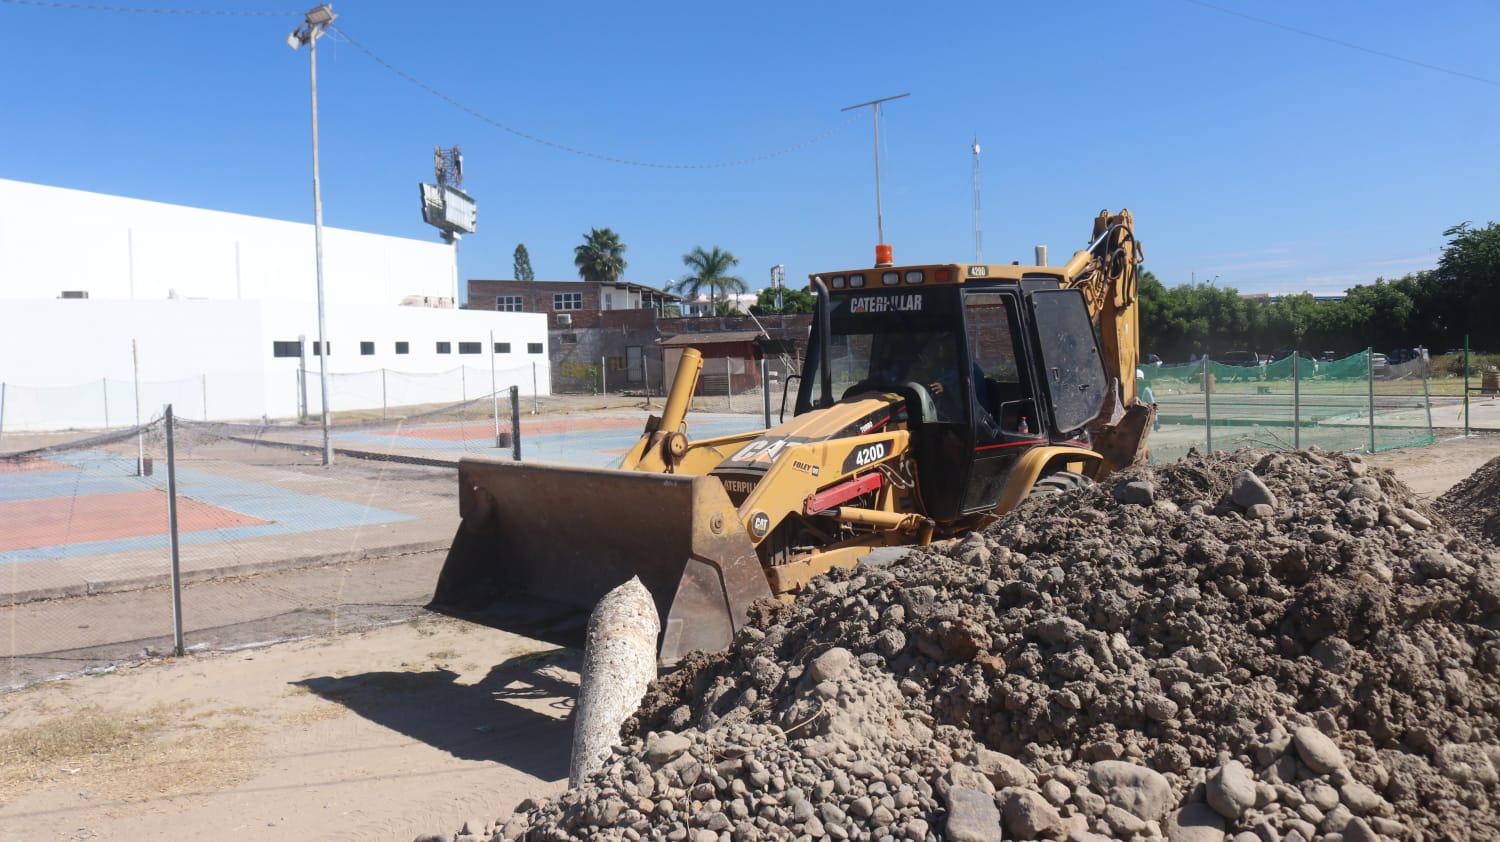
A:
[972,136,983,263]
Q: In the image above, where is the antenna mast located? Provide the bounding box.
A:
[972,136,982,263]
[841,92,910,263]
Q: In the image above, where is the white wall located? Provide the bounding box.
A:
[0,178,456,307]
[0,300,548,431]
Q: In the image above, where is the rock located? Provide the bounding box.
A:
[807,646,855,684]
[1089,760,1173,822]
[646,732,692,766]
[999,787,1062,839]
[975,748,1036,788]
[1166,802,1226,842]
[1041,779,1071,806]
[1207,761,1256,819]
[412,835,449,842]
[1304,781,1339,812]
[1342,477,1383,502]
[1231,470,1278,509]
[1248,503,1275,520]
[1115,480,1155,506]
[460,818,484,836]
[944,786,1003,842]
[1338,780,1384,815]
[1342,816,1379,842]
[1292,727,1344,774]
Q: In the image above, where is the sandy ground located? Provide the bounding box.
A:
[0,433,1496,842]
[1368,432,1500,499]
[0,615,573,841]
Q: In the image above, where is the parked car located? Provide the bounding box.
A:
[1215,350,1266,367]
[1371,352,1390,378]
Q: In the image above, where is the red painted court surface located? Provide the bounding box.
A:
[0,457,68,474]
[391,416,643,441]
[0,490,267,552]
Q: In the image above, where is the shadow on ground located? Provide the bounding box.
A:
[294,648,579,780]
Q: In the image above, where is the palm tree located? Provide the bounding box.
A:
[674,246,746,314]
[574,228,627,284]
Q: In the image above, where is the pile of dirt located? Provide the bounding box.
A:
[1435,455,1500,546]
[457,448,1500,842]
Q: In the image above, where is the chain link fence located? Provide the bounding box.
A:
[1141,349,1439,464]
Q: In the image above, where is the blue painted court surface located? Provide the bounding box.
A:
[0,449,412,565]
[328,412,766,467]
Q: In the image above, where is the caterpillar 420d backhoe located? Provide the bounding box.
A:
[433,210,1153,662]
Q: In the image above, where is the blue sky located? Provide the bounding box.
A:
[2,0,1497,297]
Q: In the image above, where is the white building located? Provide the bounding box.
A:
[0,178,549,431]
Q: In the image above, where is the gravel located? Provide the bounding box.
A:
[1435,454,1500,546]
[434,447,1500,841]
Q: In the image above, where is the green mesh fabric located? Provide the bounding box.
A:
[1138,350,1435,464]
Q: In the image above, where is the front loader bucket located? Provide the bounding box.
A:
[431,458,772,664]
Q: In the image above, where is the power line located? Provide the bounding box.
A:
[1180,0,1500,88]
[0,0,295,15]
[330,25,857,170]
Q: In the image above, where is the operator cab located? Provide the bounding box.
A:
[794,262,1108,520]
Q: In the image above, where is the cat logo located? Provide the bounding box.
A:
[749,511,771,538]
[791,460,820,477]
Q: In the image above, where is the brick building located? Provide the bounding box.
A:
[464,279,680,330]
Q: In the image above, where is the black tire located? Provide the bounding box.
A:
[1027,470,1095,500]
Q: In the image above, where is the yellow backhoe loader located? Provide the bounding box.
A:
[432,210,1153,662]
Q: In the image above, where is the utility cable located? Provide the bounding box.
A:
[330,24,857,170]
[1179,0,1500,88]
[0,0,295,15]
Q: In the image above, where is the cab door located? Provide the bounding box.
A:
[960,290,1042,513]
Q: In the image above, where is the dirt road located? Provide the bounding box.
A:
[0,615,572,841]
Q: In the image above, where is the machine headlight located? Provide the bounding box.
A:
[848,274,866,288]
[881,271,900,286]
[905,270,924,284]
[830,275,846,289]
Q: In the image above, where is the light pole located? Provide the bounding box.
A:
[288,3,336,466]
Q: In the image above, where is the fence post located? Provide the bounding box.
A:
[1292,351,1301,450]
[298,333,309,422]
[133,338,145,475]
[532,361,539,414]
[601,355,607,397]
[491,330,502,447]
[164,404,185,658]
[510,385,522,462]
[201,373,208,422]
[726,357,734,412]
[0,381,6,448]
[1420,348,1433,442]
[1366,347,1376,453]
[760,357,771,429]
[1203,354,1213,452]
[381,368,388,420]
[461,365,467,403]
[1464,335,1471,437]
[103,378,110,429]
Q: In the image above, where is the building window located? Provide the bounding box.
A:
[437,341,451,354]
[603,291,613,311]
[553,292,583,311]
[459,341,481,354]
[528,342,544,354]
[360,341,375,356]
[272,340,302,358]
[312,341,330,356]
[395,341,409,354]
[496,295,524,312]
[494,342,511,353]
[560,333,578,345]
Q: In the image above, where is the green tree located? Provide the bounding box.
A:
[750,286,816,314]
[672,246,746,312]
[573,228,627,284]
[1435,221,1500,348]
[512,243,535,281]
